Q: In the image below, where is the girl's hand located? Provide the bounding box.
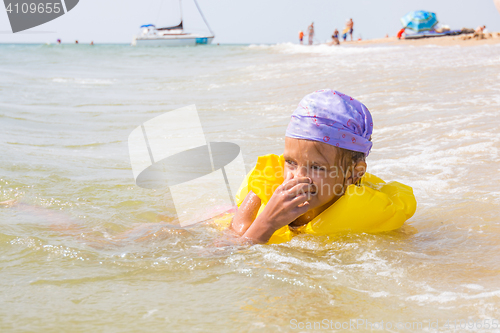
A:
[241,172,314,243]
[260,172,314,229]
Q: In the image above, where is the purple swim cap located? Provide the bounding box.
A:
[286,89,374,156]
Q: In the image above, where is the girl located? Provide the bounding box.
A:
[229,89,415,244]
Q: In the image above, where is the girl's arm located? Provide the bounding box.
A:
[229,191,261,236]
[240,173,312,244]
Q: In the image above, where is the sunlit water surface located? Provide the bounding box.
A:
[1,42,500,332]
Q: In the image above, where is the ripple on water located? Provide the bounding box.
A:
[1,43,500,331]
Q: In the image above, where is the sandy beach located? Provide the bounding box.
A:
[344,32,500,47]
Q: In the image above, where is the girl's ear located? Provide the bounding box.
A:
[352,161,367,184]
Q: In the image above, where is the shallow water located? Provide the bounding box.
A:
[1,42,500,332]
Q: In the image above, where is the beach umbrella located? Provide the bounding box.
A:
[400,10,438,32]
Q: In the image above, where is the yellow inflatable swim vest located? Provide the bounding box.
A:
[233,154,417,244]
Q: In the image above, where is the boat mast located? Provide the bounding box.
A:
[179,0,183,26]
[193,0,214,37]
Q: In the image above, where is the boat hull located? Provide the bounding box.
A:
[133,36,214,47]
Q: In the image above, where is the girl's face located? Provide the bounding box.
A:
[283,137,345,213]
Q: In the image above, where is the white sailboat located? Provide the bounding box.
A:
[132,0,214,47]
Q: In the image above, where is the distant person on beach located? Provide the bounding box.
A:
[475,25,486,33]
[329,29,340,45]
[342,28,348,42]
[90,41,94,45]
[57,39,61,44]
[473,25,487,39]
[75,40,79,44]
[397,28,406,39]
[308,22,314,45]
[347,18,354,41]
[342,19,351,42]
[333,29,339,40]
[299,31,304,44]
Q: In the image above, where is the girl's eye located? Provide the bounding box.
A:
[285,160,297,166]
[311,165,326,171]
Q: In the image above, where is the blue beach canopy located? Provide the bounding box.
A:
[401,11,438,32]
[140,24,155,28]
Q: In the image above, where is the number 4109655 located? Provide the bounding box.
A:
[444,319,499,330]
[6,3,61,14]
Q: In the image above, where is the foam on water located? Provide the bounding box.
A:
[251,42,406,55]
[52,77,115,85]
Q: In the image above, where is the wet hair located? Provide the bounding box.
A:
[338,136,371,185]
[339,148,365,165]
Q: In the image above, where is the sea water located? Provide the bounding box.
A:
[1,42,499,332]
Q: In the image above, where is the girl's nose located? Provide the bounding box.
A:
[295,165,309,178]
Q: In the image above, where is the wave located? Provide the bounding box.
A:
[52,78,115,85]
[248,42,404,55]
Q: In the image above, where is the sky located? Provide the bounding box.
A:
[1,0,499,44]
